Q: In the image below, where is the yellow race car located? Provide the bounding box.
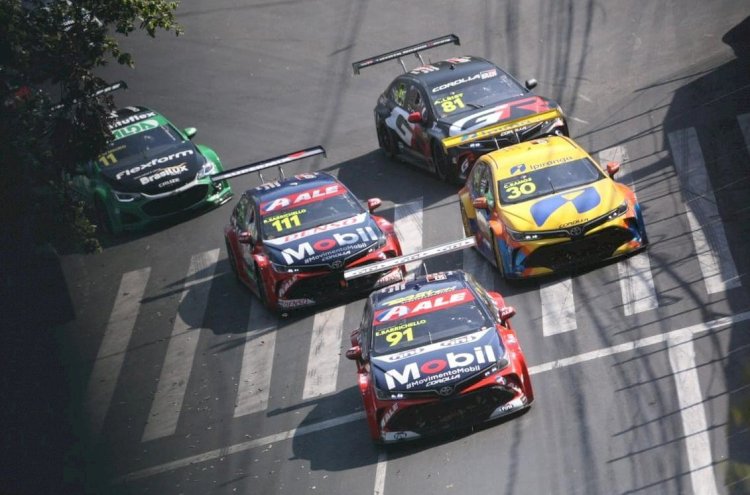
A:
[458,136,648,278]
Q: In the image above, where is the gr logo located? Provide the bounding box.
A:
[510,164,526,174]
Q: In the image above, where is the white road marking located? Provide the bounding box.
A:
[617,253,658,315]
[570,116,590,125]
[667,334,720,495]
[84,268,151,437]
[668,128,740,294]
[599,146,658,315]
[540,277,577,335]
[394,198,423,275]
[114,310,750,484]
[373,452,388,495]
[738,113,750,156]
[302,305,346,399]
[141,249,219,442]
[234,299,277,417]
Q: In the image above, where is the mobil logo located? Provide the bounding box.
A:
[261,184,346,213]
[383,344,497,390]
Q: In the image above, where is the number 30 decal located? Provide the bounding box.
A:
[505,182,537,199]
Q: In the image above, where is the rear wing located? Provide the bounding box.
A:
[441,109,565,150]
[51,80,127,112]
[209,146,326,183]
[344,237,475,281]
[352,34,460,75]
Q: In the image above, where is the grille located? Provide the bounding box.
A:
[522,226,634,270]
[141,185,209,217]
[284,267,388,301]
[386,386,515,434]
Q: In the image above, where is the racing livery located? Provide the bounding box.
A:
[459,136,648,278]
[68,106,232,234]
[345,270,533,443]
[353,34,568,183]
[224,150,404,312]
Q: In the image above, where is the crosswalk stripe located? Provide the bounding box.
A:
[234,299,277,417]
[84,267,151,437]
[738,113,750,156]
[540,277,577,335]
[141,249,220,442]
[668,128,740,294]
[599,146,658,315]
[302,305,347,399]
[394,198,423,275]
[667,334,719,495]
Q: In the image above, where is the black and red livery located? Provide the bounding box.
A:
[346,269,533,443]
[224,149,404,312]
[353,34,568,183]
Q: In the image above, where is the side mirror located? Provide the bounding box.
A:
[367,198,382,213]
[237,231,254,244]
[407,111,422,124]
[472,197,489,210]
[499,306,516,322]
[345,345,362,361]
[184,127,197,139]
[525,78,538,90]
[606,161,620,178]
[349,329,361,347]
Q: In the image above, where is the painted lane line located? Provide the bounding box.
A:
[302,305,347,399]
[234,299,277,417]
[617,253,658,315]
[116,411,365,483]
[540,277,576,335]
[667,334,720,495]
[373,451,387,495]
[394,198,423,275]
[85,268,151,437]
[141,249,220,442]
[115,310,750,484]
[738,113,750,157]
[668,128,740,294]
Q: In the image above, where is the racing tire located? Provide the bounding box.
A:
[432,141,455,183]
[377,122,398,159]
[255,267,271,309]
[93,197,113,235]
[492,232,507,279]
[225,239,240,281]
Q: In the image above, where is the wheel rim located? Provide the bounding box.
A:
[433,143,450,180]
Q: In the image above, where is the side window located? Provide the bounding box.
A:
[390,80,407,107]
[245,203,257,238]
[406,84,425,114]
[233,195,247,227]
[472,162,486,192]
[359,302,373,359]
[482,167,496,208]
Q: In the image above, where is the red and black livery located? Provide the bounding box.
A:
[353,34,568,183]
[223,147,404,312]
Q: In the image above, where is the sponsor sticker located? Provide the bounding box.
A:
[374,288,474,325]
[139,162,189,185]
[115,149,194,181]
[260,184,345,214]
[382,345,495,390]
[112,119,159,140]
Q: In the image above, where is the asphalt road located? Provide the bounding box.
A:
[11,1,750,494]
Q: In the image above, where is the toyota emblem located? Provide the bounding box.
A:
[568,226,583,237]
[437,385,453,397]
[330,260,343,270]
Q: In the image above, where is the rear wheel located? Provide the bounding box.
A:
[432,141,454,182]
[377,122,398,159]
[225,239,240,281]
[255,267,270,308]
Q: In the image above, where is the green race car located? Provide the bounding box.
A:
[69,106,233,234]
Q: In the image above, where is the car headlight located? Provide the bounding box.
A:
[375,386,403,400]
[270,262,301,274]
[606,201,628,221]
[506,227,541,242]
[196,160,217,180]
[113,190,141,202]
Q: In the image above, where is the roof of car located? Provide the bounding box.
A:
[249,171,341,201]
[399,56,501,89]
[482,136,590,177]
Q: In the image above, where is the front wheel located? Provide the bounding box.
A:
[377,122,398,159]
[492,233,507,279]
[432,141,454,182]
[255,267,271,309]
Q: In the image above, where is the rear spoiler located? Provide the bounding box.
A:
[441,109,564,150]
[209,146,326,183]
[344,237,475,281]
[352,34,460,75]
[51,80,128,112]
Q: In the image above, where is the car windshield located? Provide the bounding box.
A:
[259,188,365,240]
[370,284,493,354]
[429,70,525,119]
[98,125,182,167]
[497,158,605,205]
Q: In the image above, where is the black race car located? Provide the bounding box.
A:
[353,34,568,183]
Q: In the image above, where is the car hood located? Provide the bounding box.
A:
[437,95,560,137]
[371,327,502,395]
[98,142,203,194]
[499,179,625,232]
[262,213,382,269]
